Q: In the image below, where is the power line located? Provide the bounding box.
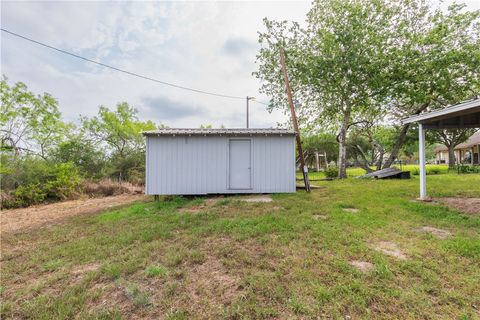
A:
[253,100,270,106]
[1,28,247,100]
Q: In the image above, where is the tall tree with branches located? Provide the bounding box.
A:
[255,0,480,177]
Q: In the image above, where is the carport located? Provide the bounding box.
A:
[402,98,480,200]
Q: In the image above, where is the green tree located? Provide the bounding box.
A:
[382,3,480,167]
[302,133,338,169]
[51,133,106,178]
[81,102,156,181]
[255,0,480,177]
[0,76,71,159]
[428,129,477,168]
[256,0,396,178]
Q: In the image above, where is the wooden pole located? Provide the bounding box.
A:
[315,152,320,172]
[279,48,310,192]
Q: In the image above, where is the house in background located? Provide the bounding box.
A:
[435,131,480,165]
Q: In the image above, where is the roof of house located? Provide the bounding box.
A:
[402,98,480,129]
[142,128,296,136]
[434,130,480,152]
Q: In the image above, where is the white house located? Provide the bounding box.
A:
[435,131,480,165]
[143,128,297,195]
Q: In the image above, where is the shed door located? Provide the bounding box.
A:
[229,139,251,189]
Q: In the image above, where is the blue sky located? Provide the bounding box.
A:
[1,1,479,128]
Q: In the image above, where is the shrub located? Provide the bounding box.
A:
[427,167,441,174]
[81,178,142,197]
[45,162,82,199]
[0,191,16,209]
[456,164,480,174]
[2,161,82,208]
[13,183,47,207]
[324,166,339,179]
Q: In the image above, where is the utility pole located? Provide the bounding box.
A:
[279,47,310,192]
[246,96,255,128]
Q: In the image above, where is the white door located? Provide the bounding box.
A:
[229,139,251,189]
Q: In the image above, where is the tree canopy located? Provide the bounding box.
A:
[255,0,480,177]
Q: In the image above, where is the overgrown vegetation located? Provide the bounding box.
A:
[1,174,479,318]
[1,77,158,208]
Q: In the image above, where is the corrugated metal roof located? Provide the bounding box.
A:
[143,128,296,136]
[402,98,480,124]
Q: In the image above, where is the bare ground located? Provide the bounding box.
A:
[1,194,149,234]
[436,197,480,215]
[349,260,374,273]
[371,241,408,260]
[414,226,453,239]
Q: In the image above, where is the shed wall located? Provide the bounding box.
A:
[145,135,296,195]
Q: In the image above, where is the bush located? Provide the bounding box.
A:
[45,162,82,199]
[81,178,142,197]
[13,183,47,207]
[324,166,339,179]
[456,164,480,174]
[428,167,441,175]
[2,161,82,208]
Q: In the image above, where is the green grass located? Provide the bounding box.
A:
[1,173,479,319]
[303,164,460,180]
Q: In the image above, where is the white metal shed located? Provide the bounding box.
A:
[143,128,297,195]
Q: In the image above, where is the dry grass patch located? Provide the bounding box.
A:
[371,241,408,260]
[186,257,242,308]
[239,195,273,203]
[349,260,374,273]
[178,196,223,213]
[414,226,453,239]
[436,197,480,215]
[1,194,148,234]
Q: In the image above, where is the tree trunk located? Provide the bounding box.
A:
[448,145,456,169]
[383,102,431,169]
[382,124,410,168]
[337,110,350,179]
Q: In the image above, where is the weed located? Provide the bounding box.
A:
[42,259,64,272]
[145,265,168,278]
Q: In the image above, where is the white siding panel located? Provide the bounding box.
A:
[145,135,295,195]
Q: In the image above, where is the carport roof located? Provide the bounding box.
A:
[143,128,296,136]
[402,98,480,129]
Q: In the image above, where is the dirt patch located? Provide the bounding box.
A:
[87,282,144,319]
[436,197,480,215]
[72,263,101,276]
[1,194,148,234]
[313,214,328,220]
[372,241,407,260]
[343,208,359,213]
[239,195,273,203]
[349,260,374,273]
[415,226,452,239]
[178,197,223,213]
[186,256,241,306]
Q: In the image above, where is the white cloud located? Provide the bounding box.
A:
[2,0,478,128]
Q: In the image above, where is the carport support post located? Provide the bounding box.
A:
[418,123,427,199]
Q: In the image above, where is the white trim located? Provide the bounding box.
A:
[402,99,480,124]
[418,124,427,199]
